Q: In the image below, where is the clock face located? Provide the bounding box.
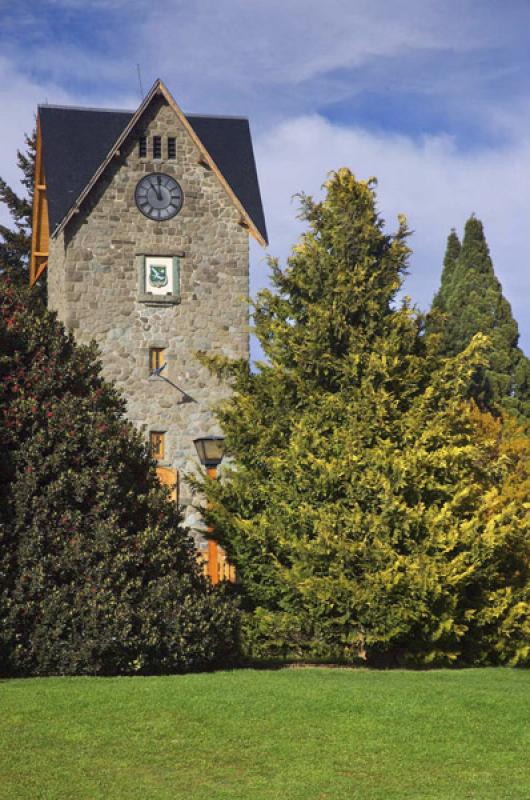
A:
[135,173,183,221]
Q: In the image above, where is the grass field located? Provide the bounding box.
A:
[1,667,529,799]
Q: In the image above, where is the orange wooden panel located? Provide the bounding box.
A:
[150,431,165,461]
[30,116,49,286]
[156,466,178,503]
[208,539,219,584]
[149,347,165,372]
[196,543,235,584]
[38,191,49,254]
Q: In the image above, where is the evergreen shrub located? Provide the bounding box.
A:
[0,277,239,676]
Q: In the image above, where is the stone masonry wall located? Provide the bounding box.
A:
[47,95,250,519]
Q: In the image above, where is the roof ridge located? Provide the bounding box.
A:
[39,103,135,114]
[187,112,249,121]
[39,104,248,121]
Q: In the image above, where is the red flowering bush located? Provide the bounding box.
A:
[0,276,238,676]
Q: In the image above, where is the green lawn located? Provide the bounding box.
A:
[1,668,529,800]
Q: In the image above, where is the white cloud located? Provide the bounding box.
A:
[1,0,494,123]
[146,0,488,82]
[0,55,136,220]
[46,0,133,7]
[133,0,499,119]
[0,58,72,234]
[0,59,58,189]
[2,1,530,362]
[252,114,530,355]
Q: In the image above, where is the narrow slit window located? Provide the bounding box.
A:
[149,347,165,374]
[167,137,176,159]
[139,136,147,158]
[153,136,162,159]
[149,431,165,461]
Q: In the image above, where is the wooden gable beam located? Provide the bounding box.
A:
[30,115,49,286]
[158,82,267,247]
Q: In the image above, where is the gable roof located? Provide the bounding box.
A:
[39,80,267,244]
[39,106,132,237]
[187,115,267,244]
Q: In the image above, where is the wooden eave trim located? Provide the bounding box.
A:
[30,116,49,286]
[34,259,48,283]
[53,79,267,247]
[30,116,41,284]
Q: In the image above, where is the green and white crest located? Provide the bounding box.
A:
[149,264,169,288]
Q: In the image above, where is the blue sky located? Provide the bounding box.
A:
[2,0,530,353]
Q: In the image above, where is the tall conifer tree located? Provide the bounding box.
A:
[0,130,35,281]
[428,216,530,417]
[431,228,461,314]
[195,170,530,667]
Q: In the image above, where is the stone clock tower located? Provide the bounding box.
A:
[30,79,267,529]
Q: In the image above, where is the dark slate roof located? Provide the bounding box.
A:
[39,104,267,243]
[187,114,267,243]
[39,106,132,236]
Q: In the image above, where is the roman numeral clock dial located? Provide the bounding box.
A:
[135,173,183,221]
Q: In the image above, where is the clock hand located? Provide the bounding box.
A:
[151,177,162,202]
[156,175,163,202]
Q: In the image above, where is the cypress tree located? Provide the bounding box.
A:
[195,170,530,667]
[429,216,530,418]
[431,228,461,314]
[0,130,35,282]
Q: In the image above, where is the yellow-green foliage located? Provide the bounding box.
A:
[469,412,530,665]
[197,169,530,666]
